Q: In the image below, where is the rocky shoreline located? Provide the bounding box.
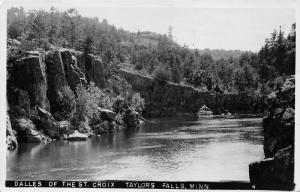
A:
[7,44,143,150]
[7,43,266,150]
[249,76,295,190]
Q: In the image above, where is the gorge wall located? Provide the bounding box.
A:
[249,76,295,190]
[8,48,105,116]
[7,44,266,150]
[7,46,108,148]
[120,69,265,117]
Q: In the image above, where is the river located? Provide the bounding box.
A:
[7,115,264,181]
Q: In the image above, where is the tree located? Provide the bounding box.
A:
[28,10,47,44]
[47,7,59,44]
[7,7,27,39]
[168,25,173,41]
[55,85,76,120]
[233,68,246,94]
[62,8,81,48]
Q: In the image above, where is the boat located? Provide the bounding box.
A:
[197,104,213,116]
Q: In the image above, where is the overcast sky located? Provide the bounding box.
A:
[2,0,296,51]
[77,7,295,51]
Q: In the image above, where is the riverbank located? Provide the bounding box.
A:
[249,75,295,190]
[6,44,144,150]
[6,43,267,150]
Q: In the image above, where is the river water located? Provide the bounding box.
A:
[7,116,264,181]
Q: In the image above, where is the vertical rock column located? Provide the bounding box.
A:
[60,49,87,92]
[45,50,68,114]
[14,51,50,111]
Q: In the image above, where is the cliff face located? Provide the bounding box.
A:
[249,76,295,190]
[12,50,50,111]
[6,45,265,150]
[7,47,107,148]
[120,69,264,117]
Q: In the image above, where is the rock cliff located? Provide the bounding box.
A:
[120,69,264,117]
[249,75,295,190]
[7,47,105,148]
[6,45,265,150]
[7,46,141,149]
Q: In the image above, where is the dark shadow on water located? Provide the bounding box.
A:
[7,116,264,180]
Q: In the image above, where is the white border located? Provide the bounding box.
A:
[0,0,299,191]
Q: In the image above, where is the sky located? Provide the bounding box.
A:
[1,0,296,51]
[76,7,295,51]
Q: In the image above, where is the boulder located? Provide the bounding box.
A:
[24,128,51,143]
[64,130,88,141]
[35,106,60,138]
[123,108,139,128]
[249,145,294,190]
[12,117,51,143]
[58,120,71,133]
[98,107,116,122]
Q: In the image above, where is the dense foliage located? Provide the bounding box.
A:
[55,80,144,132]
[7,7,295,97]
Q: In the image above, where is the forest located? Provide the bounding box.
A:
[7,7,295,97]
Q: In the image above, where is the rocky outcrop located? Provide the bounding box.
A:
[249,145,294,190]
[120,69,263,117]
[249,75,295,190]
[80,54,105,88]
[7,47,108,146]
[45,50,68,113]
[13,51,50,111]
[12,117,51,143]
[98,108,116,122]
[123,107,140,128]
[35,106,61,138]
[60,49,87,92]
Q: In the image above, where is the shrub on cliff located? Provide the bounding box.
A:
[75,83,103,120]
[55,85,76,120]
[73,82,115,130]
[112,95,127,114]
[153,66,170,82]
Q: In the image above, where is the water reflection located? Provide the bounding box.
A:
[7,116,264,181]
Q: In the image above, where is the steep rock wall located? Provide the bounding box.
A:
[120,69,263,117]
[249,75,295,190]
[78,54,105,88]
[7,47,109,147]
[13,50,50,111]
[45,50,68,113]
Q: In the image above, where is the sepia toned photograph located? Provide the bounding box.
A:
[3,0,297,190]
